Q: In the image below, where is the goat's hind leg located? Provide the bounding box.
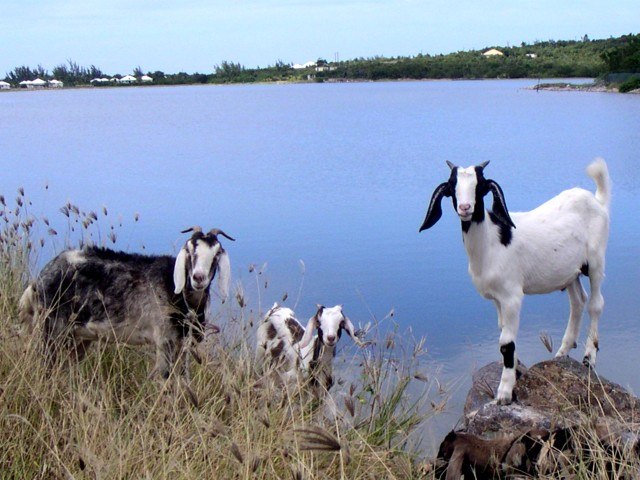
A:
[583,266,605,368]
[556,278,587,357]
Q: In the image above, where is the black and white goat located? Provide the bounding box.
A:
[419,159,610,404]
[255,303,365,394]
[19,226,234,380]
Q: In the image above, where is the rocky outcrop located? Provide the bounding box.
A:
[436,357,640,479]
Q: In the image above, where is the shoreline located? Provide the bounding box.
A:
[0,76,599,92]
[3,77,638,94]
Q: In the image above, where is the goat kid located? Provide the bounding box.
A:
[19,226,234,381]
[419,159,610,404]
[256,303,366,394]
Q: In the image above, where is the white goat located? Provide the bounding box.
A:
[255,303,365,394]
[419,159,611,404]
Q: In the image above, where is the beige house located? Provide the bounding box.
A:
[482,48,504,57]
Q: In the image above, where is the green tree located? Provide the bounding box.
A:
[213,61,244,82]
[601,34,640,72]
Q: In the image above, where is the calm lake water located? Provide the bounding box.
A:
[1,80,639,449]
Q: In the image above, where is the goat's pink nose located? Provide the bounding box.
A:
[193,272,205,283]
[327,335,336,343]
[459,203,471,212]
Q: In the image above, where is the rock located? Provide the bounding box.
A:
[464,360,527,420]
[436,357,640,478]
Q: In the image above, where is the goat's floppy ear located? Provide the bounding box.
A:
[216,248,231,300]
[173,247,188,294]
[486,179,516,229]
[342,316,366,347]
[419,182,452,232]
[298,313,318,349]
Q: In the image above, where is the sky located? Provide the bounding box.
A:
[1,0,638,76]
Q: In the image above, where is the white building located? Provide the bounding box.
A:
[30,78,47,88]
[293,61,317,70]
[48,79,63,88]
[140,75,153,82]
[119,75,137,84]
[0,81,10,90]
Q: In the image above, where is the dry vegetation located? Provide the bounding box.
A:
[2,188,638,479]
[0,189,442,479]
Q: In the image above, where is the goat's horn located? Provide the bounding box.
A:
[181,226,202,234]
[208,228,236,241]
[446,160,456,170]
[479,160,490,169]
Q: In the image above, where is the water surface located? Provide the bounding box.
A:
[1,80,638,449]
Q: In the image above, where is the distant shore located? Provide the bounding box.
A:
[3,78,639,94]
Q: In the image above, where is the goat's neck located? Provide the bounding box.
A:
[301,337,335,370]
[183,288,209,313]
[311,339,335,376]
[461,212,497,264]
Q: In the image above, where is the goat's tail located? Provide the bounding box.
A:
[18,284,37,330]
[586,158,611,211]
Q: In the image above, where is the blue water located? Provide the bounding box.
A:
[2,80,639,449]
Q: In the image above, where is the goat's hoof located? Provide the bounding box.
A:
[582,356,595,369]
[496,386,516,405]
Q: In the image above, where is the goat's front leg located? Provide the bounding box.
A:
[584,267,605,368]
[151,338,178,380]
[496,295,522,405]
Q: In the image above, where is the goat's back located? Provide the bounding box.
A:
[256,305,305,370]
[482,188,609,295]
[32,248,176,334]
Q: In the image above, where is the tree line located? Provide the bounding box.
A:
[4,34,639,87]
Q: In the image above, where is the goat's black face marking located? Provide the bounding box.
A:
[500,341,516,369]
[190,231,219,247]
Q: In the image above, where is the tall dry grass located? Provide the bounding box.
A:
[0,189,443,479]
[3,188,637,479]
